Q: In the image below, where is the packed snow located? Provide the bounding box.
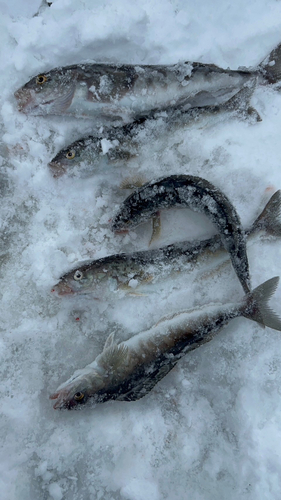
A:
[1,0,281,499]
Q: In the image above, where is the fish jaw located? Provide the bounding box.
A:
[50,388,88,410]
[50,371,103,410]
[14,82,76,115]
[48,161,67,178]
[51,282,75,296]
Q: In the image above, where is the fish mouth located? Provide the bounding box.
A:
[14,85,76,114]
[48,161,67,178]
[50,390,76,410]
[51,283,75,296]
[49,391,63,409]
[14,88,34,112]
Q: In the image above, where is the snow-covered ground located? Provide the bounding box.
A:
[1,1,281,499]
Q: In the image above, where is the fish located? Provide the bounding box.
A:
[49,276,281,409]
[111,174,251,293]
[15,43,281,124]
[52,190,281,297]
[49,87,258,178]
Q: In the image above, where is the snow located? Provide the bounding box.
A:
[1,0,281,499]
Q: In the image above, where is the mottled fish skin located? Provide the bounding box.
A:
[48,117,147,178]
[15,43,281,122]
[53,191,281,298]
[111,174,251,293]
[48,88,258,178]
[49,277,281,409]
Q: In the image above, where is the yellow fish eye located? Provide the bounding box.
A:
[36,75,47,85]
[74,392,84,401]
[66,150,75,160]
[74,270,83,281]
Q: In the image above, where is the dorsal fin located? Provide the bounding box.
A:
[99,343,129,372]
[103,332,116,351]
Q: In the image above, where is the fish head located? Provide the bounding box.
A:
[52,263,110,296]
[50,372,102,410]
[14,67,77,115]
[49,137,101,178]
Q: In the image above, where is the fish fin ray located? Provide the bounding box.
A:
[259,43,281,84]
[221,82,262,122]
[149,211,161,245]
[249,190,281,237]
[243,276,281,330]
[108,148,136,162]
[100,343,129,371]
[103,332,116,351]
[52,85,76,113]
[221,80,256,111]
[120,175,147,189]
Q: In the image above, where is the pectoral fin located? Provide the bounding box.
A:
[120,175,147,189]
[100,343,129,372]
[108,148,136,162]
[103,332,116,351]
[221,81,261,122]
[149,211,161,245]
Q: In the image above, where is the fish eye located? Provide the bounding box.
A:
[74,392,84,401]
[66,150,76,160]
[74,270,83,281]
[36,75,47,85]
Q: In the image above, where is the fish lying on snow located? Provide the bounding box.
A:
[111,174,251,293]
[15,43,281,124]
[53,190,281,297]
[50,277,281,409]
[49,86,258,178]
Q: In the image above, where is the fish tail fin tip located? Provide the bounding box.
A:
[259,43,281,84]
[243,276,281,331]
[251,190,281,237]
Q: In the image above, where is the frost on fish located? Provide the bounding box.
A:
[50,277,281,410]
[111,174,251,293]
[48,85,259,178]
[14,42,281,125]
[53,191,281,298]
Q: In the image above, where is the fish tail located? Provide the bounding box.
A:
[242,277,281,330]
[259,43,281,84]
[249,190,281,237]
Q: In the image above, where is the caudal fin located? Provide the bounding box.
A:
[243,276,281,330]
[249,190,281,237]
[259,43,281,84]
